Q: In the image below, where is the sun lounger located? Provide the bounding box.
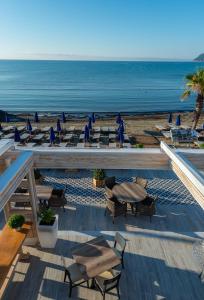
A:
[92,133,100,141]
[63,134,73,141]
[15,142,37,148]
[79,134,85,140]
[17,126,26,132]
[109,127,116,133]
[93,127,101,133]
[20,133,30,142]
[155,125,170,131]
[66,126,75,132]
[41,126,50,133]
[123,143,131,148]
[58,142,68,147]
[161,131,171,139]
[32,133,45,143]
[90,143,100,148]
[3,133,14,139]
[2,126,14,133]
[101,126,109,132]
[123,134,129,141]
[109,133,116,140]
[77,142,85,148]
[109,143,117,148]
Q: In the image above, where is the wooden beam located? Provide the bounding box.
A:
[161,142,204,209]
[0,151,33,211]
[31,148,169,170]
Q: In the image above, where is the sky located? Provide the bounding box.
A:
[0,0,204,60]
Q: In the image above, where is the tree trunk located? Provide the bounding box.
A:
[192,94,204,129]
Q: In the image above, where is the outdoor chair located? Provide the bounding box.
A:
[112,232,126,269]
[134,195,157,222]
[104,193,127,224]
[104,176,117,190]
[134,177,148,189]
[94,269,121,300]
[48,188,66,211]
[61,256,89,298]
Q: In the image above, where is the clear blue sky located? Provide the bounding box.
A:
[0,0,204,60]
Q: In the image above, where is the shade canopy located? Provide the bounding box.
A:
[34,112,39,123]
[168,113,172,124]
[91,113,95,123]
[84,125,89,142]
[57,119,62,132]
[116,113,122,124]
[26,119,32,132]
[14,127,21,142]
[50,127,56,143]
[175,115,181,126]
[88,117,92,130]
[62,112,66,123]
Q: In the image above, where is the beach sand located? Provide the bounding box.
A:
[2,111,204,148]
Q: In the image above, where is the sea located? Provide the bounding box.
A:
[0,60,204,113]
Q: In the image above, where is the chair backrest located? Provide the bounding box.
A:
[105,176,116,189]
[114,232,126,253]
[104,271,121,292]
[61,256,74,284]
[135,177,148,189]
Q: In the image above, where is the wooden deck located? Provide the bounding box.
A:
[1,169,204,299]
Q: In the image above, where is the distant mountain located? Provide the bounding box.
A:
[194,53,204,61]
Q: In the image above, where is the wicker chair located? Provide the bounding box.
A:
[135,195,157,222]
[48,189,66,212]
[134,177,148,189]
[94,269,121,300]
[104,191,127,224]
[113,232,126,268]
[104,176,117,190]
[61,257,89,297]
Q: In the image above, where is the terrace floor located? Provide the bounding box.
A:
[2,169,204,300]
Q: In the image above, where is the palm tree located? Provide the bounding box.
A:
[181,69,204,129]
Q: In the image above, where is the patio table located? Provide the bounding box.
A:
[112,182,147,204]
[71,236,120,279]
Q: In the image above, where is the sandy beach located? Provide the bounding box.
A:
[1,111,204,148]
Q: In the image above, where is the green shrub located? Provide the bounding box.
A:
[199,143,204,149]
[8,214,25,229]
[39,208,55,225]
[137,143,144,148]
[93,169,106,180]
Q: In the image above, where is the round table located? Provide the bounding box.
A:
[112,182,147,204]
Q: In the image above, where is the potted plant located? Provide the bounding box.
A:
[93,169,106,188]
[8,214,25,231]
[37,208,58,248]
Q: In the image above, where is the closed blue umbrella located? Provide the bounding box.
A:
[118,120,124,133]
[14,127,21,142]
[118,128,124,144]
[84,125,89,142]
[34,112,39,123]
[175,115,181,126]
[27,118,32,133]
[5,113,10,123]
[91,113,95,123]
[57,119,62,133]
[168,113,172,124]
[116,113,121,124]
[62,112,66,123]
[50,127,55,144]
[88,117,92,130]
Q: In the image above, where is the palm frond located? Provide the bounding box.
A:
[181,90,191,100]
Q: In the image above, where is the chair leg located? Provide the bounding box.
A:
[64,270,67,282]
[103,292,106,300]
[104,207,107,216]
[117,286,120,299]
[69,285,72,298]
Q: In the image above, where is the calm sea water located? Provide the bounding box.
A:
[0,60,204,113]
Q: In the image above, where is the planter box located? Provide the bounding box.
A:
[93,178,105,188]
[37,215,58,248]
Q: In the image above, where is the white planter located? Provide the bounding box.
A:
[37,215,58,248]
